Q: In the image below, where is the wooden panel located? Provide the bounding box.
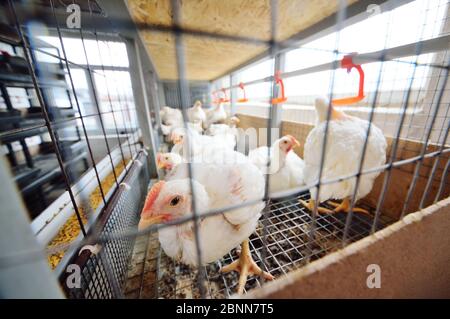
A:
[242,197,450,298]
[127,0,358,80]
[140,31,264,80]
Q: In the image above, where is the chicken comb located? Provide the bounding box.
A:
[142,181,165,215]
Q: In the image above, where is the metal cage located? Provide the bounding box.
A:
[0,0,449,299]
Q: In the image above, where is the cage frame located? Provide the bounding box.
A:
[0,0,448,299]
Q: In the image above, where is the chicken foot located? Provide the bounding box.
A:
[299,199,334,214]
[220,239,274,294]
[327,197,370,216]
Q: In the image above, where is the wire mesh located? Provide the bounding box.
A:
[123,191,393,299]
[0,0,449,300]
[0,0,144,277]
[64,151,149,299]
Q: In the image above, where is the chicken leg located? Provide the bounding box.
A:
[299,199,333,214]
[220,239,274,294]
[327,197,370,216]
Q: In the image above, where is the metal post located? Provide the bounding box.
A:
[271,52,285,129]
[0,156,64,298]
[230,73,237,116]
[128,38,159,177]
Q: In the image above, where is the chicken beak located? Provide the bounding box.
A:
[157,161,165,169]
[173,137,183,145]
[289,136,300,148]
[138,214,166,231]
[156,154,163,168]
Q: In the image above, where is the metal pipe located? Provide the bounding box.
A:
[217,35,450,92]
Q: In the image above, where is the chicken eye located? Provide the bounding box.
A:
[170,196,181,206]
[165,156,169,160]
[283,140,288,144]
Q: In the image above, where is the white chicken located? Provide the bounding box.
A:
[160,106,184,141]
[160,106,183,126]
[160,105,203,138]
[206,116,240,136]
[204,102,227,129]
[249,135,305,195]
[187,121,204,134]
[300,97,387,214]
[187,100,206,127]
[139,148,274,294]
[156,152,183,174]
[170,127,236,159]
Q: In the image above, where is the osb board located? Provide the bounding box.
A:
[139,31,262,80]
[241,197,450,298]
[236,114,450,219]
[126,0,358,80]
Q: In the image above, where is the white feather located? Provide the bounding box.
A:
[156,149,265,265]
[249,139,305,194]
[187,101,206,125]
[304,98,387,202]
[204,103,227,129]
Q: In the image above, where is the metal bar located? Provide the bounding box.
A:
[5,143,18,167]
[170,0,206,298]
[8,0,87,237]
[93,34,129,171]
[101,37,136,159]
[133,38,160,178]
[371,19,442,231]
[306,0,347,262]
[0,84,35,168]
[271,52,285,129]
[419,109,450,209]
[401,55,450,217]
[259,0,280,287]
[217,35,450,92]
[342,56,385,245]
[78,28,118,185]
[0,156,64,298]
[435,158,450,203]
[49,0,107,207]
[85,1,135,168]
[229,73,237,115]
[138,234,151,299]
[0,107,144,143]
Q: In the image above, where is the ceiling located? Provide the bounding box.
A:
[126,0,357,81]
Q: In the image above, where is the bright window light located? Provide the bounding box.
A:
[39,36,129,67]
[216,0,447,109]
[283,0,446,102]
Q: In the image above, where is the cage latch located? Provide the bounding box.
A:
[237,82,248,103]
[332,54,365,106]
[271,71,287,104]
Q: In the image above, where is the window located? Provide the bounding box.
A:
[94,70,136,130]
[283,0,446,107]
[39,36,136,131]
[235,58,274,103]
[38,37,129,67]
[217,0,447,113]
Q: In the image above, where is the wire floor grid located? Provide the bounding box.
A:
[123,192,392,299]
